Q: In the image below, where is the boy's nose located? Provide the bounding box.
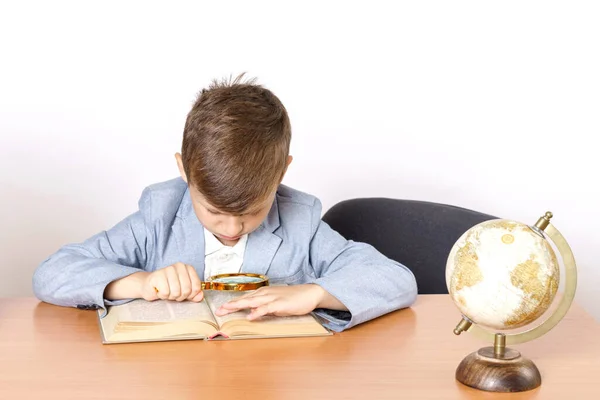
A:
[223,216,244,236]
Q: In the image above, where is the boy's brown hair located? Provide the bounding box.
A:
[181,74,291,214]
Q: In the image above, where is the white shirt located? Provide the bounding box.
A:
[203,227,248,280]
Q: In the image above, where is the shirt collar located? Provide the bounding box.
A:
[203,227,248,257]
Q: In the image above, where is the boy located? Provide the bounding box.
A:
[32,75,417,332]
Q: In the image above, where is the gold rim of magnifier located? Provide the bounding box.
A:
[202,273,270,291]
[154,273,269,293]
[466,216,577,345]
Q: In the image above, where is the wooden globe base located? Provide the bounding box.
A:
[456,346,541,392]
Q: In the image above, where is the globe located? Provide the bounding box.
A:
[447,213,577,393]
[446,219,560,330]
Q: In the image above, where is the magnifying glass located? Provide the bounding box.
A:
[153,272,269,293]
[204,273,269,291]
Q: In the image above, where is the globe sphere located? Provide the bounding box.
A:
[446,219,559,330]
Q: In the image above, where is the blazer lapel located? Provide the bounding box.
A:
[172,188,206,275]
[241,197,282,276]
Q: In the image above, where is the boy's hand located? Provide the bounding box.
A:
[214,284,346,320]
[140,263,204,302]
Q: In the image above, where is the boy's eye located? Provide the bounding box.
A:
[207,209,221,215]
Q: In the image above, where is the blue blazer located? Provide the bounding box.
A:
[33,178,417,331]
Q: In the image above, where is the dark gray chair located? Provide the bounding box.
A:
[322,198,497,294]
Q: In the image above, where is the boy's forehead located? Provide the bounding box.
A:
[189,184,273,213]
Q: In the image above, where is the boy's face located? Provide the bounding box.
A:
[187,184,274,246]
[175,153,292,247]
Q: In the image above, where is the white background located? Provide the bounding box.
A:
[1,1,598,320]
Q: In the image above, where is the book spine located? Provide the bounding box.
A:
[208,332,230,340]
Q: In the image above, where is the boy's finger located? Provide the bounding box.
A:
[165,267,181,300]
[190,291,204,302]
[214,300,253,315]
[153,277,170,300]
[185,264,200,280]
[231,286,271,301]
[187,265,202,299]
[238,289,268,299]
[176,269,192,301]
[221,296,273,311]
[247,303,273,320]
[231,288,275,302]
[214,307,232,316]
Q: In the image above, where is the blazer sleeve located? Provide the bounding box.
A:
[309,198,418,332]
[32,189,154,316]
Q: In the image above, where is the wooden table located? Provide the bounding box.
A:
[1,295,598,399]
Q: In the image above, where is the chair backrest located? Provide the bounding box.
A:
[322,198,498,294]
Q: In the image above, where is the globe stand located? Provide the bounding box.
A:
[451,212,577,393]
[455,333,541,392]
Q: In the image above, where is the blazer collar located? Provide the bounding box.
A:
[172,188,206,273]
[242,196,282,276]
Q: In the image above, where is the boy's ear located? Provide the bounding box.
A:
[175,153,188,184]
[279,155,293,182]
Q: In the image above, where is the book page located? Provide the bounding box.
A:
[99,299,218,343]
[204,290,250,326]
[114,299,216,326]
[203,290,330,338]
[122,300,215,323]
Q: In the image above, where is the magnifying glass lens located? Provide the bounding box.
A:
[205,273,269,291]
[211,275,265,284]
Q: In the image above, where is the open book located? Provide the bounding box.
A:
[97,290,331,344]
